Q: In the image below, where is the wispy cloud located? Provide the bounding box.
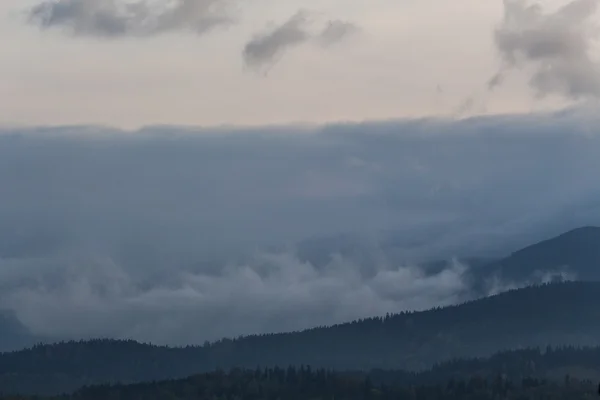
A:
[243,11,312,72]
[25,1,360,74]
[243,10,359,72]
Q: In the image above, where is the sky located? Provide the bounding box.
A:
[2,0,600,348]
[1,0,594,128]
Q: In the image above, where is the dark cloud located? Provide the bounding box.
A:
[491,0,600,99]
[27,0,233,38]
[1,108,600,346]
[243,11,359,71]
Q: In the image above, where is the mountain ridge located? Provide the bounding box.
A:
[473,226,600,287]
[4,281,600,395]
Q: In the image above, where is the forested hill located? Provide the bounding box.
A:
[4,347,600,400]
[4,282,600,395]
[175,281,600,371]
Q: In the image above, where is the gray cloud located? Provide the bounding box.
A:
[243,11,312,71]
[491,0,600,99]
[243,11,359,71]
[27,0,233,38]
[2,107,600,346]
[317,20,360,47]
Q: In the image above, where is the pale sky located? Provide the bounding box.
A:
[0,0,591,128]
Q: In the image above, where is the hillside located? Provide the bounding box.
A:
[472,226,600,287]
[197,281,600,370]
[4,347,600,400]
[4,282,600,395]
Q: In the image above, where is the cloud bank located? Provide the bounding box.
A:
[491,0,600,99]
[2,108,600,346]
[1,253,473,346]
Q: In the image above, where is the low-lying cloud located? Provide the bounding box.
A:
[483,267,578,296]
[2,107,600,346]
[1,253,472,346]
[490,0,600,99]
[27,0,234,38]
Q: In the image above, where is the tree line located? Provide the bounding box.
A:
[2,365,598,400]
[5,344,600,397]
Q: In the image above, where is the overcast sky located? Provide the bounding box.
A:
[2,0,594,128]
[2,0,600,347]
[2,108,600,346]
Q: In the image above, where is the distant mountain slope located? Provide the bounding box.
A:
[202,281,600,371]
[4,282,600,395]
[472,226,600,287]
[0,312,42,353]
[294,226,600,293]
[5,345,600,398]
